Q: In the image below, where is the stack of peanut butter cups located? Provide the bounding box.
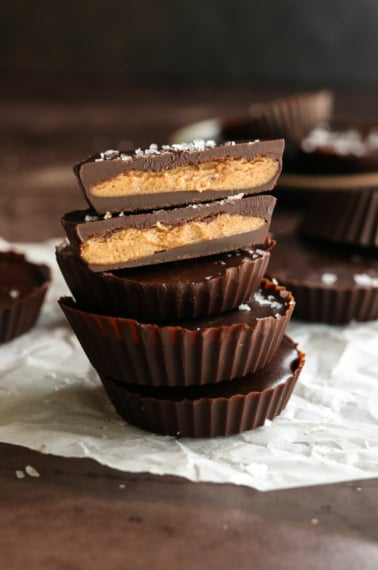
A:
[57,139,304,437]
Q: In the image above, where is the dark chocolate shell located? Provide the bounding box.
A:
[98,335,305,437]
[299,188,378,248]
[59,279,295,387]
[74,139,284,214]
[56,240,274,321]
[267,231,378,324]
[0,251,50,343]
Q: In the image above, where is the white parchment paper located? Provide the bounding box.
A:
[1,238,378,491]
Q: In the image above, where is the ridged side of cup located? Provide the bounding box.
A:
[299,188,378,248]
[282,282,378,324]
[0,252,50,344]
[59,280,295,387]
[222,90,333,144]
[56,242,273,321]
[98,337,305,437]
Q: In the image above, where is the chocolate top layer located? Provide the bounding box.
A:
[109,335,302,400]
[74,139,284,213]
[0,251,50,307]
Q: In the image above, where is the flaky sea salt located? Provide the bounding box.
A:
[238,304,251,311]
[144,143,160,156]
[254,290,283,313]
[354,273,378,287]
[321,272,337,285]
[188,193,244,211]
[92,139,263,163]
[25,465,40,478]
[218,193,244,205]
[301,124,378,156]
[84,214,99,222]
[95,149,120,161]
[9,289,19,299]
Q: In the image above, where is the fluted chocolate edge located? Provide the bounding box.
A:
[0,261,50,344]
[98,339,305,437]
[56,241,274,321]
[58,279,295,387]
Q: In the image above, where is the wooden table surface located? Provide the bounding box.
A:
[1,86,378,569]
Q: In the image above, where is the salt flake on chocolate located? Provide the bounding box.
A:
[321,273,337,285]
[354,273,378,287]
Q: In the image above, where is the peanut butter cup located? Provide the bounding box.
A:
[56,239,274,321]
[267,232,378,323]
[61,194,276,272]
[74,139,284,214]
[0,251,50,343]
[98,335,304,437]
[58,279,295,387]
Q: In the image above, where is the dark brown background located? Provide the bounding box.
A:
[1,0,378,95]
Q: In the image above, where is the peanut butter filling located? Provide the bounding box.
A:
[90,157,279,197]
[81,214,265,265]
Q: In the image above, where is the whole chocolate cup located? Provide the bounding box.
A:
[267,232,378,324]
[59,279,295,387]
[98,335,305,438]
[56,240,274,321]
[0,251,50,344]
[299,187,378,248]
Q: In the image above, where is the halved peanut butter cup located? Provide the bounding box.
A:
[62,194,276,272]
[74,140,284,214]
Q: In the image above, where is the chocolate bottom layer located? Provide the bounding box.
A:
[56,240,273,321]
[267,232,378,323]
[99,335,304,438]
